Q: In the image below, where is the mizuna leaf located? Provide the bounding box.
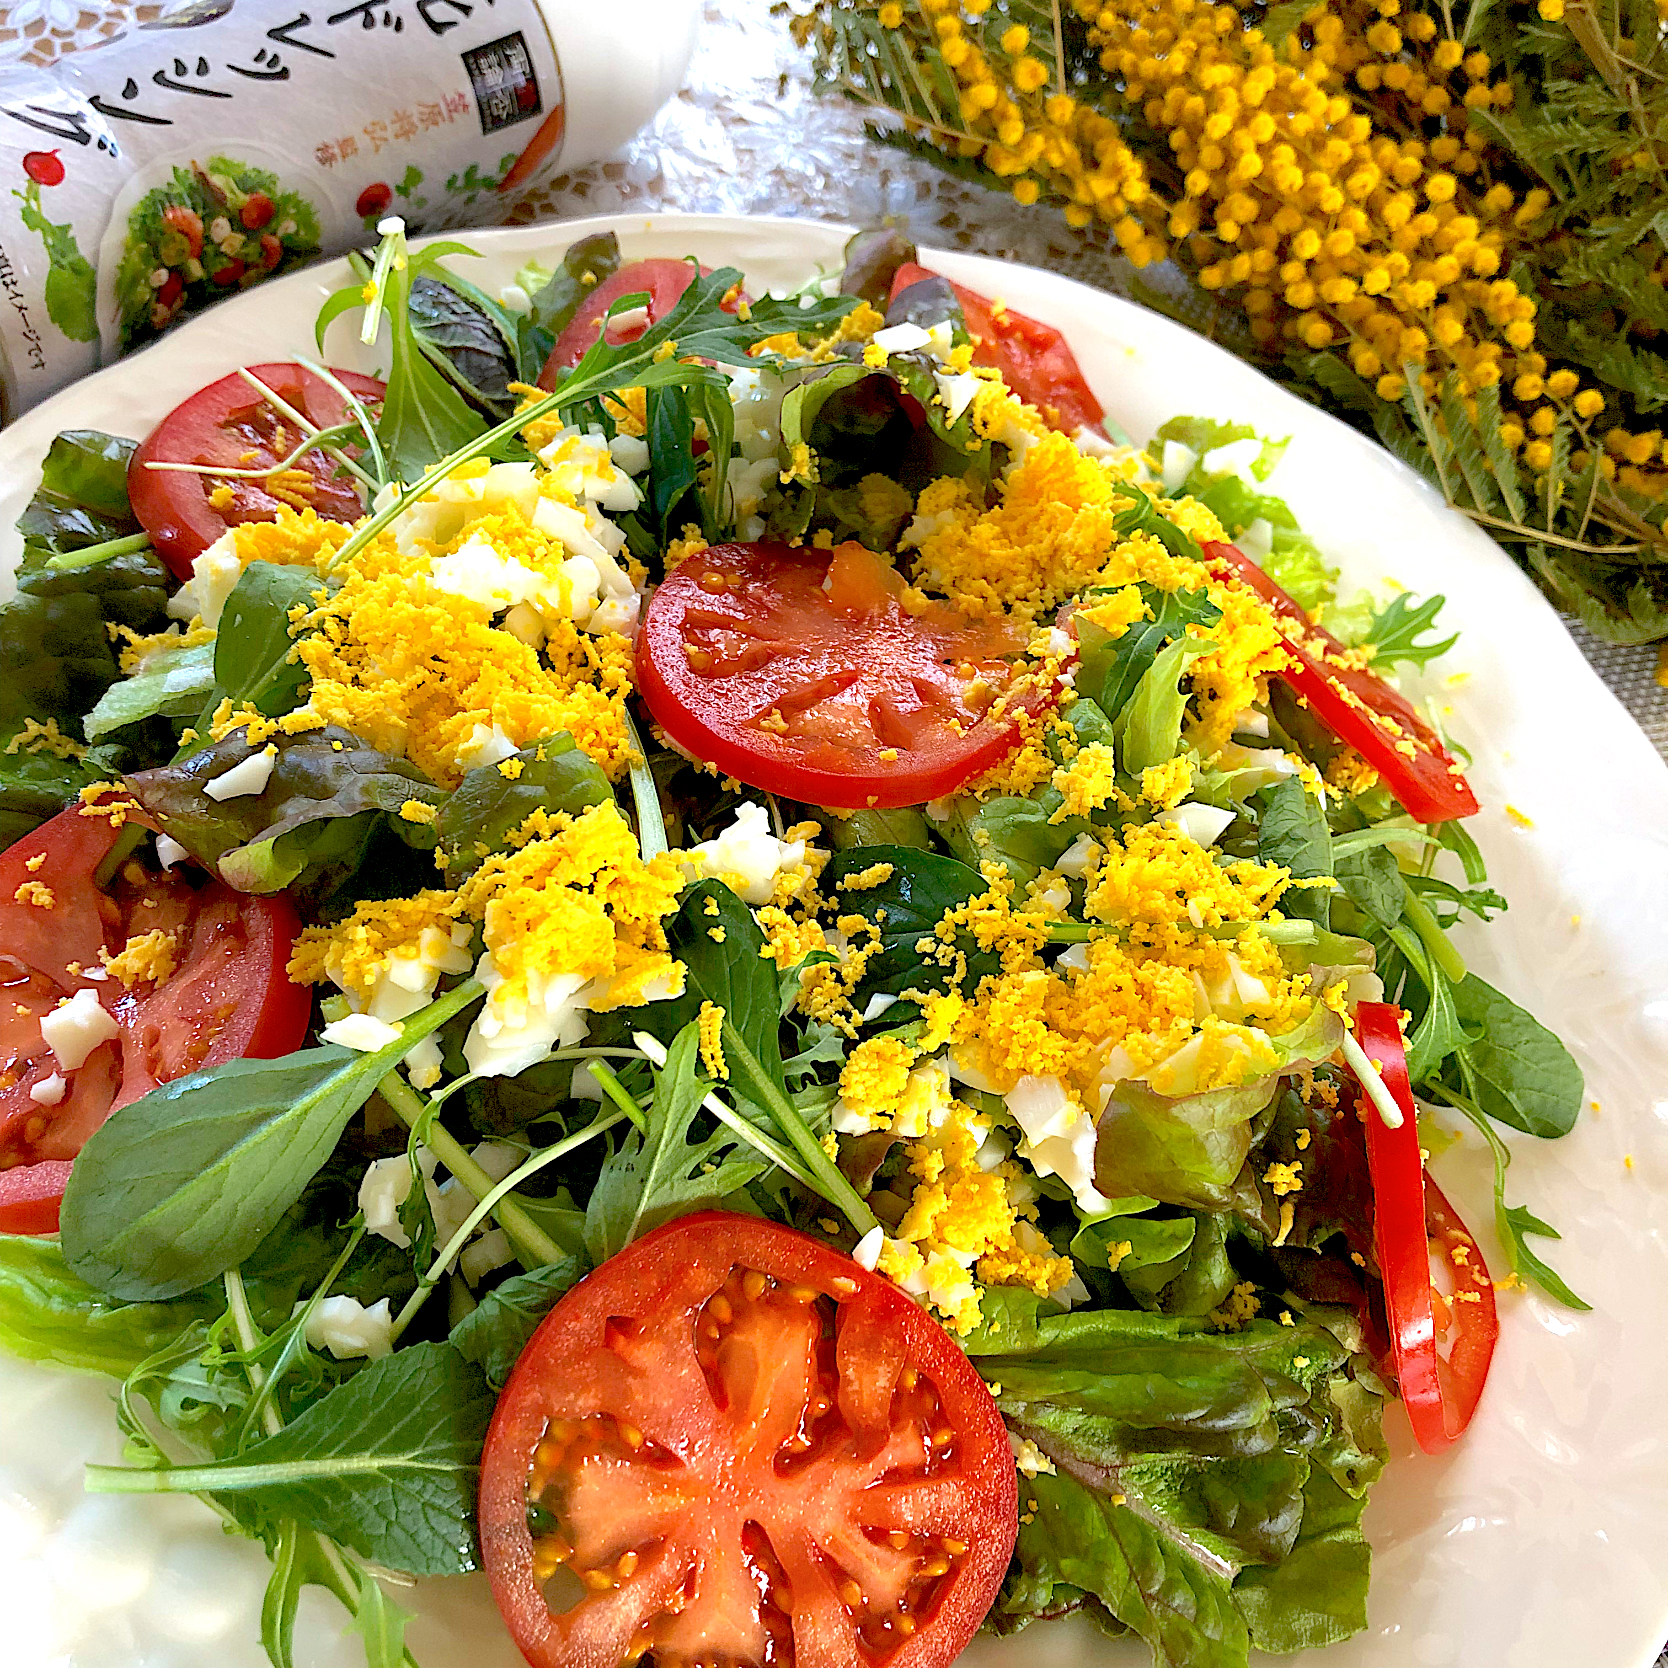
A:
[88,1343,496,1577]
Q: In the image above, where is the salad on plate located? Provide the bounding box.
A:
[0,219,1589,1668]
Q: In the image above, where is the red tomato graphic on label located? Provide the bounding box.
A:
[356,181,392,218]
[23,151,64,187]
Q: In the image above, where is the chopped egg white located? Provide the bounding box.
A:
[464,964,590,1078]
[677,801,810,907]
[1160,440,1198,492]
[934,370,981,424]
[40,989,118,1072]
[1005,1073,1111,1214]
[1236,517,1275,562]
[1154,801,1238,848]
[28,1072,65,1107]
[359,1156,415,1249]
[460,1229,515,1286]
[852,1225,885,1271]
[202,747,275,801]
[871,320,932,354]
[165,531,243,627]
[155,832,190,869]
[319,1012,402,1053]
[1201,436,1266,484]
[302,1295,393,1360]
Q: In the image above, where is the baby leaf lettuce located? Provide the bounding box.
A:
[1256,778,1334,929]
[125,725,445,899]
[822,846,997,1000]
[969,1295,1383,1667]
[0,1234,222,1379]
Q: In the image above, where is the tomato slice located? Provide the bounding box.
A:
[0,1161,74,1234]
[888,261,1106,437]
[129,362,385,579]
[538,260,704,384]
[0,808,310,1230]
[1203,541,1479,823]
[1354,1002,1499,1453]
[638,541,1052,809]
[479,1211,1017,1668]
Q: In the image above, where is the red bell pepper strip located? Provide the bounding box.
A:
[889,261,1107,437]
[1203,540,1479,823]
[1354,1001,1499,1453]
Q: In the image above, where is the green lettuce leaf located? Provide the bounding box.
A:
[124,724,445,901]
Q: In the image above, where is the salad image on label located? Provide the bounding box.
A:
[113,156,323,350]
[0,218,1589,1668]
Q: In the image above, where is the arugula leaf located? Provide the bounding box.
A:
[262,1524,418,1668]
[0,1234,222,1380]
[125,724,445,900]
[1449,973,1584,1137]
[318,228,487,483]
[584,1024,765,1263]
[644,381,702,542]
[1332,841,1403,932]
[436,734,611,882]
[1256,778,1333,928]
[450,1258,583,1389]
[1111,481,1205,564]
[61,980,481,1301]
[1502,1205,1588,1310]
[1361,590,1458,671]
[90,1342,496,1577]
[1075,583,1221,724]
[821,846,996,1000]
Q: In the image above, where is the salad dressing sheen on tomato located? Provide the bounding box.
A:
[0,0,698,417]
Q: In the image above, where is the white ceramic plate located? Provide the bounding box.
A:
[2,212,1666,1668]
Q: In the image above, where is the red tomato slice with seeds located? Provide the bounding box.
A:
[1203,540,1479,823]
[129,362,385,580]
[0,808,310,1229]
[637,541,1054,809]
[479,1212,1017,1668]
[889,260,1106,437]
[537,259,746,384]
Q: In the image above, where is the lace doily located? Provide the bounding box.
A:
[5,0,1664,759]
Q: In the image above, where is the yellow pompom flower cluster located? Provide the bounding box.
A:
[826,0,1668,517]
[890,0,1169,261]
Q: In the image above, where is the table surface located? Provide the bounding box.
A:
[4,7,1666,1667]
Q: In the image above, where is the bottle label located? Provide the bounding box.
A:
[0,1,565,418]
